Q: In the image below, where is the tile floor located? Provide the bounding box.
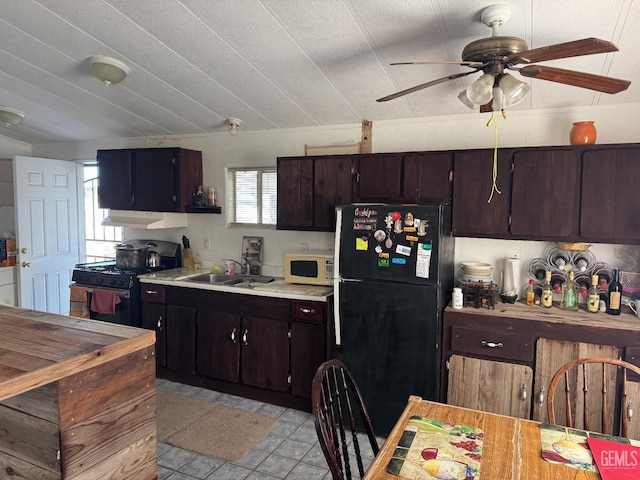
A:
[156,379,386,480]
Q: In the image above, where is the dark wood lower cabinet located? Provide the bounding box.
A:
[141,301,167,367]
[290,321,326,397]
[241,316,290,392]
[144,284,330,410]
[197,311,240,382]
[166,304,197,375]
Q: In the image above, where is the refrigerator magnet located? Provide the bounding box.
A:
[406,235,419,242]
[404,211,414,225]
[374,229,386,242]
[378,258,390,267]
[395,244,411,256]
[392,257,407,265]
[417,219,428,236]
[374,245,383,254]
[416,241,433,278]
[355,237,368,250]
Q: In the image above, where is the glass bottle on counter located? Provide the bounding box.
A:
[526,279,535,306]
[541,271,554,308]
[560,271,579,311]
[587,274,600,313]
[607,268,622,315]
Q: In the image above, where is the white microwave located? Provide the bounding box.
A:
[284,252,334,286]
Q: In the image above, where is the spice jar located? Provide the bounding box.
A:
[207,187,217,206]
[452,287,463,309]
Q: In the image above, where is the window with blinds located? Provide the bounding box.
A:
[226,167,277,226]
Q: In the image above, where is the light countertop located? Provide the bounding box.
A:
[139,268,333,302]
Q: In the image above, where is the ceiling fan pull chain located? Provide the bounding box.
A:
[487,112,502,204]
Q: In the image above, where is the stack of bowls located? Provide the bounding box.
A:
[460,262,494,286]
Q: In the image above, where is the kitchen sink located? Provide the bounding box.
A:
[186,273,245,285]
[185,273,275,286]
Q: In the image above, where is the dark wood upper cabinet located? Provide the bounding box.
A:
[402,152,453,204]
[97,149,133,210]
[314,156,354,230]
[452,149,512,237]
[98,147,202,212]
[277,155,353,231]
[581,148,640,242]
[510,149,580,238]
[277,156,313,229]
[356,154,402,201]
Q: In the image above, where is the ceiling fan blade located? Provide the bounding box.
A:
[376,70,478,102]
[519,65,631,94]
[507,38,619,65]
[391,61,484,66]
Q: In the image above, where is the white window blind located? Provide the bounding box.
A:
[226,167,277,226]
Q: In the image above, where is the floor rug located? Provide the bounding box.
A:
[156,390,277,461]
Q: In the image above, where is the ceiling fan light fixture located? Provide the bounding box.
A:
[499,73,530,107]
[491,87,504,111]
[227,117,242,135]
[466,73,495,105]
[0,106,25,126]
[90,55,130,86]
[458,90,479,111]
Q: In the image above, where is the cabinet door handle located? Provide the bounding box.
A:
[519,384,527,403]
[481,341,504,348]
[230,328,237,343]
[242,329,249,346]
[300,308,315,314]
[628,401,634,422]
[536,386,545,407]
[157,315,163,330]
[145,289,158,295]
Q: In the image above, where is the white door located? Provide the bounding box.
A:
[13,156,79,314]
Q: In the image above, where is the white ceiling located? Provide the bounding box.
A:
[0,0,637,145]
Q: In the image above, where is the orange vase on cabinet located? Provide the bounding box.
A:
[570,121,597,145]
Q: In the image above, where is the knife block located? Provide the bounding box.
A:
[183,248,195,269]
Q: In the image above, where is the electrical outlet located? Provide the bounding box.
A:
[203,237,211,250]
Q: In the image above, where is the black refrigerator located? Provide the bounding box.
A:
[333,204,454,434]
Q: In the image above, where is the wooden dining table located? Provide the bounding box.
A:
[364,395,601,480]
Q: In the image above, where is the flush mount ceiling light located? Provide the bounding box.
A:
[90,55,130,86]
[0,106,25,126]
[227,117,242,136]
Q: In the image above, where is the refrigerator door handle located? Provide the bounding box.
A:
[334,207,343,345]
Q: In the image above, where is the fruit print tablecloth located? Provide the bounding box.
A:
[386,415,483,479]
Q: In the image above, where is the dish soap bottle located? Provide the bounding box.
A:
[560,271,579,311]
[541,271,553,308]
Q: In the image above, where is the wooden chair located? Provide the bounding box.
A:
[312,359,379,480]
[547,357,640,437]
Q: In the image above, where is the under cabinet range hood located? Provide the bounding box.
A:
[101,210,188,229]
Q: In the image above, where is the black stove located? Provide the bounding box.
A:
[72,261,141,289]
[71,240,181,327]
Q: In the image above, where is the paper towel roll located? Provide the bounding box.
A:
[503,257,521,298]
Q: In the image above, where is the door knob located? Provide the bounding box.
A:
[22,261,31,268]
[21,247,28,254]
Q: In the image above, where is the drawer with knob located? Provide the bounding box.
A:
[292,301,324,324]
[450,325,534,362]
[141,284,166,303]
